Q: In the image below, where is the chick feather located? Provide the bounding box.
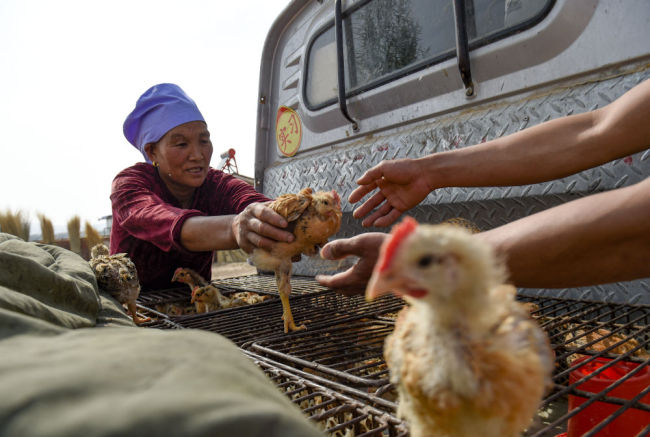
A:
[251,187,342,333]
[366,217,553,437]
[89,244,149,325]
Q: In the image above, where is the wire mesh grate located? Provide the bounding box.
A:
[246,352,409,437]
[143,275,650,436]
[136,285,277,320]
[517,293,650,436]
[249,320,394,388]
[152,289,402,347]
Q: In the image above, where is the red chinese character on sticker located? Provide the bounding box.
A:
[276,106,302,157]
[278,126,292,153]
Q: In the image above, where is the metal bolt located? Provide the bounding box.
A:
[259,96,266,104]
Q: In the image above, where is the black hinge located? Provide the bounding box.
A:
[334,0,359,131]
[453,0,475,96]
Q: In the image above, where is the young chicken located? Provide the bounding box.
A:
[190,286,224,313]
[442,216,481,234]
[251,187,342,333]
[172,267,232,313]
[232,291,271,305]
[89,244,150,325]
[366,217,554,437]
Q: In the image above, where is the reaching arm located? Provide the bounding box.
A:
[478,176,650,288]
[179,215,239,252]
[352,79,650,227]
[318,177,650,293]
[180,203,295,253]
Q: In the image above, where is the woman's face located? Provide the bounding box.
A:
[147,121,213,191]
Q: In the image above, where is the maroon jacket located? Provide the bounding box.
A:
[110,163,269,291]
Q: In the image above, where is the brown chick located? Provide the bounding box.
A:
[366,217,554,437]
[172,267,230,313]
[172,266,208,289]
[251,187,342,333]
[232,291,271,305]
[89,244,150,325]
[190,285,228,312]
[565,327,650,361]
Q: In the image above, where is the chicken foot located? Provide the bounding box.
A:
[127,301,151,325]
[276,267,306,333]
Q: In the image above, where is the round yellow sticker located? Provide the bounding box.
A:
[276,106,302,157]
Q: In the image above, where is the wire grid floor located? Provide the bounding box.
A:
[247,352,409,437]
[141,275,650,437]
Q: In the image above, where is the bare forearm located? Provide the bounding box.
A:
[428,114,607,188]
[478,178,650,288]
[179,215,238,252]
[426,80,650,189]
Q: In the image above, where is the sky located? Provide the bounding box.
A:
[0,0,289,235]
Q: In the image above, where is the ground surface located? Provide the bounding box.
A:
[211,262,257,280]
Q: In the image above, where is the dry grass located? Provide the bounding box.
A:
[67,215,81,254]
[38,213,55,243]
[84,221,104,249]
[0,209,30,240]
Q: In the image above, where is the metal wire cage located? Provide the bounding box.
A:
[246,351,409,437]
[518,293,650,437]
[139,275,650,437]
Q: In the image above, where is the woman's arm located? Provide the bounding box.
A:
[180,203,295,253]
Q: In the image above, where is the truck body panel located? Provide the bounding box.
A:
[255,0,650,303]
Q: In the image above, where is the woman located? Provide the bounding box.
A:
[111,83,293,290]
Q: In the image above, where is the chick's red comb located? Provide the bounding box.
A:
[377,216,418,272]
[331,190,341,208]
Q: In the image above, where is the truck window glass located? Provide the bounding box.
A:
[305,0,553,109]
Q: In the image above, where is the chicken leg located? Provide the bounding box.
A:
[126,301,151,325]
[275,263,305,333]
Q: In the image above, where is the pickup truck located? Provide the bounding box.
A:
[253,0,650,303]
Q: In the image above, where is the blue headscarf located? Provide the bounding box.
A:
[123,83,205,162]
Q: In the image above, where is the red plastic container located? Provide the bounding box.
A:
[567,356,650,436]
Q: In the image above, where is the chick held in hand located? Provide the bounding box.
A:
[367,217,553,437]
[251,187,342,333]
[89,244,150,325]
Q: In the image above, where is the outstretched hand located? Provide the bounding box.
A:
[232,202,295,253]
[316,233,388,296]
[349,158,434,227]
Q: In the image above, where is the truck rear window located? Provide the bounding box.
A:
[304,0,553,109]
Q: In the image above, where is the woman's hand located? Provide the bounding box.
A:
[349,158,434,227]
[232,202,295,253]
[316,233,388,296]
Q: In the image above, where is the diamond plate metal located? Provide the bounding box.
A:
[261,70,650,302]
